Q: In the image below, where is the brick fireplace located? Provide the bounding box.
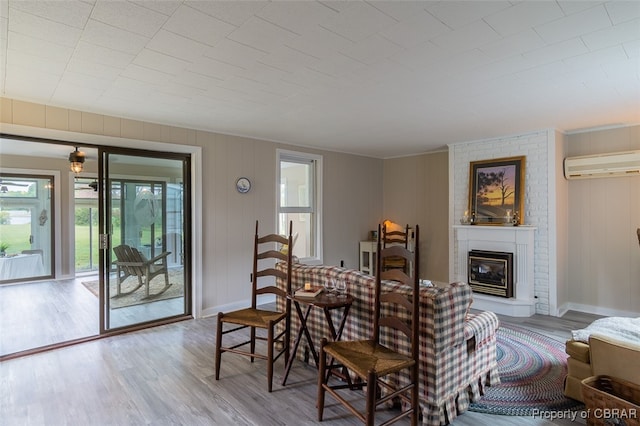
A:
[454,225,536,317]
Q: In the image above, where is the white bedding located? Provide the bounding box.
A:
[572,316,640,344]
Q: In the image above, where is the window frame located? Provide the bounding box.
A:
[276,149,322,265]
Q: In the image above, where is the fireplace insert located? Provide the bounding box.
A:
[468,250,513,298]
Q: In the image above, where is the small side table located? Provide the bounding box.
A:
[359,240,377,275]
[282,292,353,386]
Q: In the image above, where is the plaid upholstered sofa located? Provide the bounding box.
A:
[276,264,500,425]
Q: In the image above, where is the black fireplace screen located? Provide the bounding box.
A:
[468,250,514,298]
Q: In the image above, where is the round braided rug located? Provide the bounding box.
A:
[469,324,584,415]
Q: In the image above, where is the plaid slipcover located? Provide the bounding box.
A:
[276,263,500,426]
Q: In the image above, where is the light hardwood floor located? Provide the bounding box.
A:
[0,277,98,355]
[0,285,602,426]
[0,275,185,356]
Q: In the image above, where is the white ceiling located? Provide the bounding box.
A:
[1,0,639,159]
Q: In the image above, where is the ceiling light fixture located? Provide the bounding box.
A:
[69,147,86,174]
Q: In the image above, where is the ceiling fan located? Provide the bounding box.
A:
[74,178,98,192]
[0,178,31,193]
[0,178,30,187]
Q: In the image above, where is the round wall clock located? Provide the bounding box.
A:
[236,177,251,193]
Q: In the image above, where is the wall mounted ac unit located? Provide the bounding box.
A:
[564,150,640,179]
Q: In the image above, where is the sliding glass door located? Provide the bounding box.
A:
[100,148,190,331]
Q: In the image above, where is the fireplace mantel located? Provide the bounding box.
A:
[454,225,536,317]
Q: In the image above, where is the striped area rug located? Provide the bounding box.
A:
[469,323,584,416]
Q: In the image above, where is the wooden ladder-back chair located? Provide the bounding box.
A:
[112,244,170,297]
[215,220,293,392]
[382,223,410,273]
[318,224,420,425]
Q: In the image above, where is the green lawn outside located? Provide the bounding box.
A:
[0,223,31,254]
[0,223,98,270]
[1,222,157,271]
[75,224,99,270]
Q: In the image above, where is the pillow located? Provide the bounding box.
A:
[571,317,640,344]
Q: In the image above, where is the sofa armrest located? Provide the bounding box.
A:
[420,282,473,352]
[565,339,590,363]
[464,311,499,350]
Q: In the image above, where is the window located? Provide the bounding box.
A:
[277,150,322,264]
[0,173,54,280]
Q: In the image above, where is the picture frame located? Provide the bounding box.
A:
[468,156,525,225]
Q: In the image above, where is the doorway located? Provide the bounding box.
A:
[74,177,99,274]
[0,136,193,358]
[101,149,191,330]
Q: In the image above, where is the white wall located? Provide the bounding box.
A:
[449,130,559,315]
[382,151,449,282]
[564,125,640,317]
[323,150,383,269]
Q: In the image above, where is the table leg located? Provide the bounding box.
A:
[321,304,352,344]
[283,299,354,387]
[323,305,354,386]
[282,302,313,386]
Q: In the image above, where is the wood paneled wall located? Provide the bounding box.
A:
[0,97,383,317]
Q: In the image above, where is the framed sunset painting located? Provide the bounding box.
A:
[468,156,525,225]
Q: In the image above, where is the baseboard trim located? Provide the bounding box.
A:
[200,295,276,319]
[561,302,639,318]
